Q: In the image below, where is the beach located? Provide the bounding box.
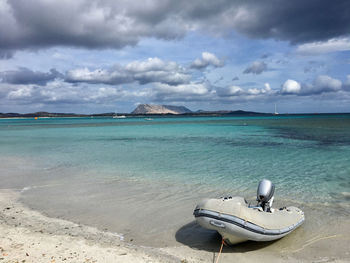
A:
[1,116,350,262]
[0,189,176,263]
[1,188,349,263]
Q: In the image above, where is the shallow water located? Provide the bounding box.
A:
[0,115,349,246]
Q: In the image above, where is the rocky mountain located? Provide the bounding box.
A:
[131,104,192,114]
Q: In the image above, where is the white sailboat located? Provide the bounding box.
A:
[274,103,279,115]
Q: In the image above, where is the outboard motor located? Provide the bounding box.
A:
[257,179,275,212]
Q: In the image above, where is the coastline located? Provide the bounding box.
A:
[1,189,349,263]
[0,189,178,263]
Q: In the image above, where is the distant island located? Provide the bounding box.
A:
[0,104,267,118]
[131,104,192,114]
[1,104,346,118]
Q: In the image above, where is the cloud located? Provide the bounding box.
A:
[66,67,132,85]
[281,79,301,94]
[66,57,191,86]
[190,52,224,69]
[344,75,350,90]
[296,38,350,55]
[261,53,270,59]
[154,82,210,98]
[303,61,326,73]
[4,80,128,105]
[126,58,191,85]
[232,76,239,81]
[1,0,350,55]
[0,68,63,85]
[307,75,342,95]
[213,76,224,84]
[226,0,350,44]
[281,76,342,95]
[243,61,267,74]
[7,85,34,100]
[0,50,14,59]
[2,72,349,111]
[217,83,273,97]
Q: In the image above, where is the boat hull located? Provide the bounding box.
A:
[193,197,304,244]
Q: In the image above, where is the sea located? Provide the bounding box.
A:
[1,115,349,248]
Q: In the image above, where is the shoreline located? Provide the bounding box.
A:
[1,189,349,262]
[0,189,178,263]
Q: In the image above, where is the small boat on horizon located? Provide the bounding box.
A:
[113,114,126,119]
[193,179,304,244]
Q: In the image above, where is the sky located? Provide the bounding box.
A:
[0,0,350,114]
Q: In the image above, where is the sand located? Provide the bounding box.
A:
[1,189,349,263]
[0,190,178,263]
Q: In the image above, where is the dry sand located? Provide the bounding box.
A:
[1,189,349,263]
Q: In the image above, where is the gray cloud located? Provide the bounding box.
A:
[303,62,326,74]
[304,75,342,95]
[261,53,270,59]
[243,61,267,75]
[0,68,63,85]
[344,75,350,90]
[0,50,14,59]
[1,0,350,55]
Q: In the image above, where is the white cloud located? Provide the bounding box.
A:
[126,58,190,85]
[66,57,191,86]
[296,38,350,55]
[281,79,301,94]
[125,58,177,72]
[191,52,224,69]
[155,82,209,96]
[7,86,33,99]
[66,67,131,85]
[264,83,271,91]
[217,83,274,97]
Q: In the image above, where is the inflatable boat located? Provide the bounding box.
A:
[193,179,304,244]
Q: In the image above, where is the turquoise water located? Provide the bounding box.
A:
[1,115,350,245]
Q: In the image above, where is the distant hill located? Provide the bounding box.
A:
[131,104,192,114]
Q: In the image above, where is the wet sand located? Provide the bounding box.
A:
[1,189,349,263]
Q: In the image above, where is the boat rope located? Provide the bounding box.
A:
[214,238,226,263]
